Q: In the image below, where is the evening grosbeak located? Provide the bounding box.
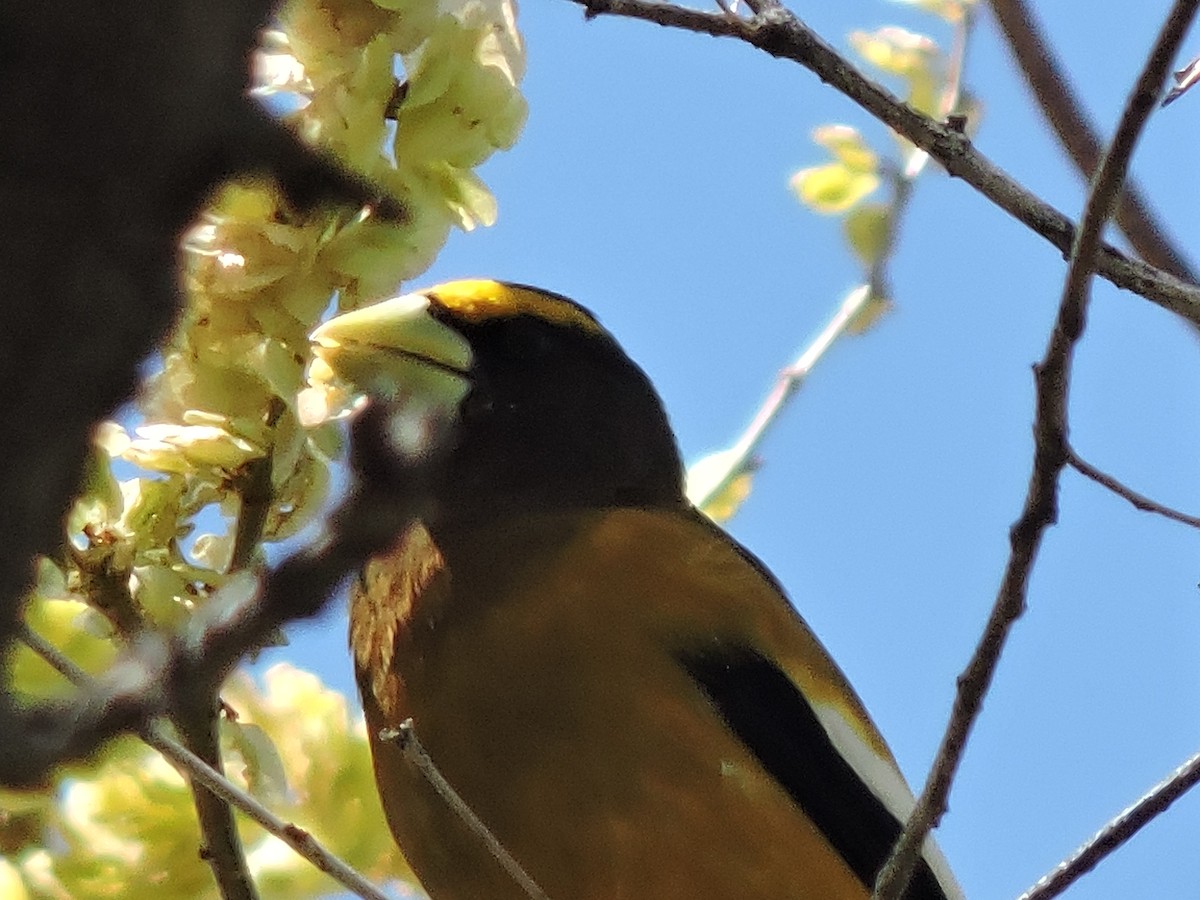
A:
[309,280,963,899]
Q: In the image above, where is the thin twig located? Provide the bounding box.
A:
[987,0,1197,282]
[1163,53,1200,105]
[18,624,393,900]
[381,720,552,900]
[570,0,1200,325]
[873,4,1200,898]
[873,6,974,288]
[691,8,976,515]
[687,284,873,510]
[1066,445,1200,530]
[1018,748,1200,900]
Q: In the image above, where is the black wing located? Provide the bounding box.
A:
[678,644,949,900]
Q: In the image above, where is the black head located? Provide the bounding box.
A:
[421,281,685,523]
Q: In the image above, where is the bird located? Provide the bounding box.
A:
[310,279,963,899]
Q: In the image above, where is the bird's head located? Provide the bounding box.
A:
[308,279,685,524]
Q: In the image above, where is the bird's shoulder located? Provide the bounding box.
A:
[351,506,962,900]
[352,506,888,762]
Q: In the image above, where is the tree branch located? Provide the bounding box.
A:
[688,3,980,512]
[0,1,402,673]
[0,400,441,788]
[687,284,873,511]
[18,625,393,900]
[986,0,1197,282]
[0,3,406,790]
[1018,748,1200,900]
[176,694,258,900]
[1065,446,1200,530]
[569,0,1200,325]
[872,3,1200,897]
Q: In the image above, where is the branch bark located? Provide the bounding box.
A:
[986,0,1197,282]
[570,1,1200,325]
[872,3,1200,896]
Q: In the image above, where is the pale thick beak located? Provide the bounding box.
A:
[304,292,473,425]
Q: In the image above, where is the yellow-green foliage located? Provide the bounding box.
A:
[4,666,404,899]
[686,0,979,527]
[791,0,980,297]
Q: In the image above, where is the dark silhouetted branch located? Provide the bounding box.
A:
[569,0,1200,325]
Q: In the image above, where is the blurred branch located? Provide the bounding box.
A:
[1018,748,1200,900]
[569,0,1200,325]
[19,625,392,900]
[1065,446,1200,530]
[687,284,873,511]
[228,407,285,573]
[691,10,976,514]
[0,401,438,788]
[0,3,403,786]
[381,720,551,900]
[873,4,1200,897]
[902,2,974,181]
[1163,53,1200,105]
[986,0,1197,283]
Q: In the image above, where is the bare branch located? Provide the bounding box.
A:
[1018,749,1200,900]
[1066,446,1200,530]
[873,3,1200,897]
[568,0,1200,324]
[987,0,1197,282]
[19,626,394,900]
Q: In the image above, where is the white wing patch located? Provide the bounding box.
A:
[814,702,965,900]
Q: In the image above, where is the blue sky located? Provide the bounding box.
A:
[273,3,1200,897]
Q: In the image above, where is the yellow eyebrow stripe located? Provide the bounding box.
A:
[425,280,602,334]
